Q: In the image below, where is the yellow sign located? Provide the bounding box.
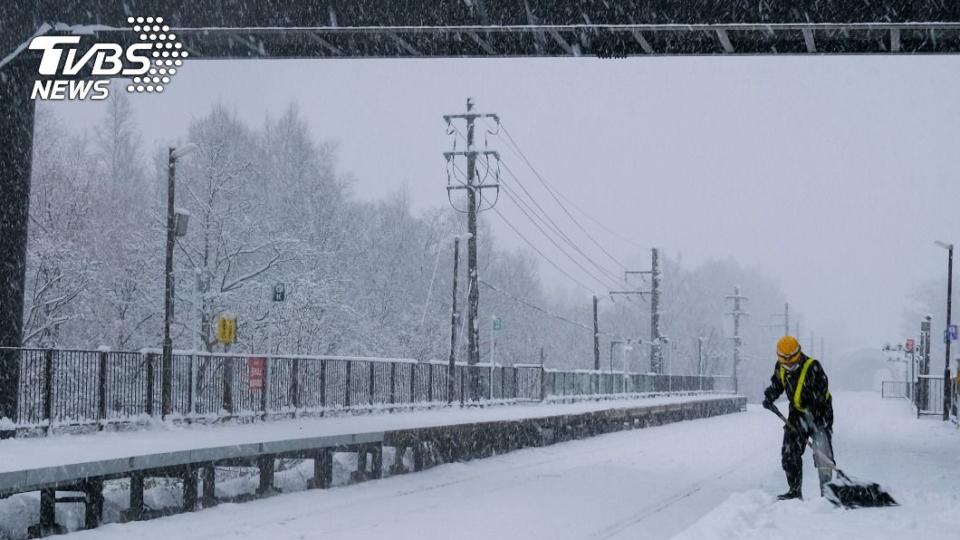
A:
[216,315,236,345]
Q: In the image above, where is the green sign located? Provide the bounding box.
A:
[493,317,502,331]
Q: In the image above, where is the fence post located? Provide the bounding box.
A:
[97,350,107,430]
[540,366,547,402]
[320,359,327,409]
[145,353,155,416]
[43,348,53,434]
[499,365,505,400]
[369,360,375,406]
[390,362,396,405]
[409,363,416,405]
[345,360,352,408]
[512,367,518,400]
[260,357,269,420]
[489,364,494,400]
[290,357,300,411]
[460,366,465,406]
[189,353,197,417]
[428,362,434,402]
[222,356,234,415]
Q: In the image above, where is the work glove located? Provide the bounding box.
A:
[762,398,776,412]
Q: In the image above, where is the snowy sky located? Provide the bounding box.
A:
[43,55,960,353]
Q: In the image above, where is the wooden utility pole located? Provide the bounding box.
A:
[726,286,748,395]
[768,303,789,336]
[623,248,662,373]
[593,296,600,370]
[444,98,500,401]
[649,248,663,373]
[448,237,461,404]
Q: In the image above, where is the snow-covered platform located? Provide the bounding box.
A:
[0,393,743,536]
[28,391,958,540]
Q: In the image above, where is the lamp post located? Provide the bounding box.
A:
[622,341,634,392]
[697,336,706,391]
[935,240,953,421]
[162,143,198,419]
[609,339,625,393]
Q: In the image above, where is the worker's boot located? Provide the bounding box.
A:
[778,470,803,500]
[818,468,833,496]
[776,488,802,501]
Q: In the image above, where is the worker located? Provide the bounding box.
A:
[762,335,834,500]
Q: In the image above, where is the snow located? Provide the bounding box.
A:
[677,392,960,540]
[4,392,957,540]
[0,394,723,474]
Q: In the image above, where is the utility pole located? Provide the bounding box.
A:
[161,148,177,419]
[768,303,790,337]
[919,315,932,410]
[624,248,662,373]
[650,248,663,373]
[726,286,748,395]
[444,98,500,401]
[697,336,704,376]
[448,237,461,404]
[937,241,954,421]
[593,295,600,371]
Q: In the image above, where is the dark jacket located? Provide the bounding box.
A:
[764,354,833,429]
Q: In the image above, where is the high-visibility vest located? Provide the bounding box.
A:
[778,357,831,413]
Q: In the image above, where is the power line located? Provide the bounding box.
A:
[480,279,621,338]
[492,159,625,286]
[496,121,630,270]
[454,122,627,285]
[496,176,623,291]
[452,161,620,293]
[488,202,596,295]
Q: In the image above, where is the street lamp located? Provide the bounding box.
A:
[609,339,625,374]
[935,240,953,421]
[162,143,199,419]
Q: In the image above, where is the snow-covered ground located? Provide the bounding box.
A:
[676,393,960,540]
[7,392,959,539]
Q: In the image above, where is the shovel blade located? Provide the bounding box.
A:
[823,472,898,508]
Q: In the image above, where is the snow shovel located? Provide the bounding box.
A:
[764,403,897,508]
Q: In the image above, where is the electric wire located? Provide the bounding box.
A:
[479,279,621,338]
[495,120,634,267]
[481,156,625,286]
[451,161,617,293]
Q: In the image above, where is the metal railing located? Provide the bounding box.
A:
[2,347,735,435]
[881,380,909,399]
[915,375,944,416]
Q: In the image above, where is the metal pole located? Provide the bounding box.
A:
[650,248,663,373]
[784,303,790,336]
[910,348,916,404]
[697,337,703,392]
[944,245,953,421]
[465,98,481,402]
[448,238,460,404]
[0,58,34,436]
[161,149,176,419]
[609,341,615,375]
[489,316,495,400]
[593,296,600,371]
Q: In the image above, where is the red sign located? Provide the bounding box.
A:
[248,357,265,390]
[905,339,915,353]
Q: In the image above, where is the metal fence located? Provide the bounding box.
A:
[3,347,736,434]
[881,380,909,399]
[915,375,944,416]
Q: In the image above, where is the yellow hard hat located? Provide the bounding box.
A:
[776,336,802,365]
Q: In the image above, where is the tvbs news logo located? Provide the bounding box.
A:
[29,16,188,101]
